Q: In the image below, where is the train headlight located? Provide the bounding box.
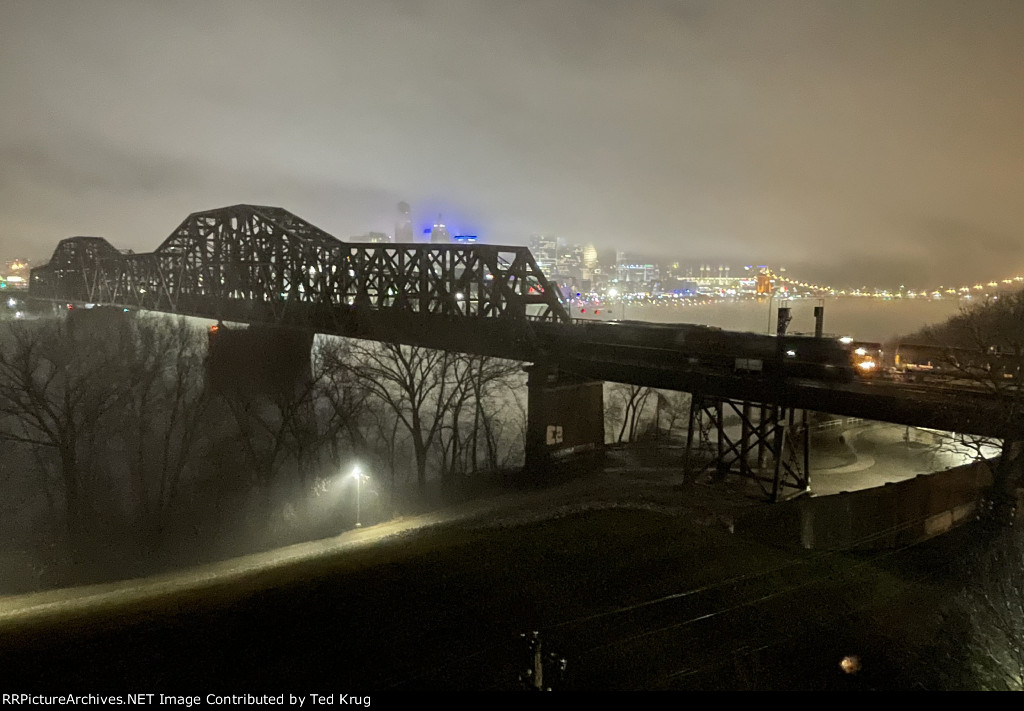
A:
[857,360,876,371]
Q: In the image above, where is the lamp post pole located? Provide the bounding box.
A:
[356,474,362,527]
[351,467,364,528]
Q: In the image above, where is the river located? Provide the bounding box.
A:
[578,296,969,343]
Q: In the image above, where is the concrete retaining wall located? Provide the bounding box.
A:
[737,460,994,549]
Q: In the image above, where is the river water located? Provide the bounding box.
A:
[580,296,968,343]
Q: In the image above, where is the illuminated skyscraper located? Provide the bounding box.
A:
[430,214,451,244]
[395,201,414,243]
[530,234,558,272]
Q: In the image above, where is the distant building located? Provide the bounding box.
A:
[616,252,659,284]
[350,231,393,243]
[530,234,557,258]
[530,234,558,272]
[430,215,451,244]
[2,258,30,290]
[395,202,414,242]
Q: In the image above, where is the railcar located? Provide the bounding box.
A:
[569,320,854,382]
[675,328,854,382]
[893,343,1021,383]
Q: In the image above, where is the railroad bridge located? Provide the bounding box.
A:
[26,204,1024,507]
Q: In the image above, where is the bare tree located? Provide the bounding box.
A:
[910,291,1024,393]
[340,341,460,488]
[435,354,523,486]
[112,316,211,541]
[650,390,691,445]
[465,356,524,473]
[606,383,655,444]
[314,337,372,473]
[218,356,326,505]
[902,291,1024,522]
[0,316,136,538]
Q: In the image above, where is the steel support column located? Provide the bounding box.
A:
[684,395,810,501]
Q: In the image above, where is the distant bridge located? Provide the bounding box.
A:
[27,205,1024,504]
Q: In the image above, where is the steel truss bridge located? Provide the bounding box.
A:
[27,204,1024,501]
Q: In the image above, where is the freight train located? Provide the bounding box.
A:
[566,320,856,382]
[892,343,1021,383]
[846,341,883,378]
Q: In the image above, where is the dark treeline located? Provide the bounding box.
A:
[0,310,693,592]
[900,289,1024,367]
[0,312,529,590]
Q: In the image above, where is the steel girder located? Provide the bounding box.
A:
[29,205,569,356]
[684,395,810,502]
[27,236,122,304]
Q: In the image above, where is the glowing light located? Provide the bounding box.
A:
[854,347,867,356]
[350,466,368,528]
[839,336,853,345]
[857,361,876,371]
[840,656,861,674]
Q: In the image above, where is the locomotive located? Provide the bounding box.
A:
[568,320,855,382]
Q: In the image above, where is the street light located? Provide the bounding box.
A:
[350,466,367,527]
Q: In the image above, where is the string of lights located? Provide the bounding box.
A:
[764,268,1024,300]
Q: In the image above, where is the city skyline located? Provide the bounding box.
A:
[2,2,1023,290]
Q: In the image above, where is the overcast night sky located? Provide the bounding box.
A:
[1,0,1022,289]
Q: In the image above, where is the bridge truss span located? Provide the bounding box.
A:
[29,204,569,359]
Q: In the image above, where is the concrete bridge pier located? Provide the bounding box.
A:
[524,363,605,478]
[205,323,314,397]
